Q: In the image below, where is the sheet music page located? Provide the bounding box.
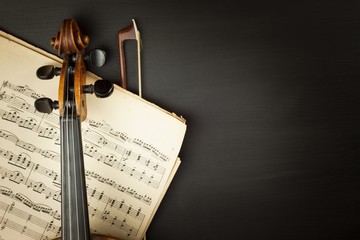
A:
[0,31,186,240]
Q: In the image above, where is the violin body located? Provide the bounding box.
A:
[35,19,120,240]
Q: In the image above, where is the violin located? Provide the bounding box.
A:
[34,19,122,240]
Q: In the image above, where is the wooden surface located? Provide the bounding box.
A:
[1,1,359,239]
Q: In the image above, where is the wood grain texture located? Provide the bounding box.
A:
[1,0,359,239]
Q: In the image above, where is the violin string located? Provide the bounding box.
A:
[63,54,69,238]
[69,54,73,238]
[71,54,81,238]
[71,54,77,238]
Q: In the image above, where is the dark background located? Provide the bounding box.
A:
[1,0,359,239]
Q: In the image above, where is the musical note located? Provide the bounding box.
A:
[9,171,25,184]
[88,206,139,237]
[32,203,52,214]
[1,219,8,230]
[83,145,162,188]
[1,110,20,123]
[85,187,145,222]
[52,191,61,203]
[15,193,33,208]
[38,127,58,140]
[0,165,60,201]
[2,81,44,99]
[85,170,152,205]
[0,147,60,186]
[10,152,31,170]
[0,89,59,128]
[0,73,184,240]
[101,210,110,220]
[83,142,165,177]
[0,166,61,238]
[87,119,129,142]
[0,108,60,144]
[0,187,60,221]
[0,217,56,239]
[0,129,60,162]
[0,186,12,196]
[85,118,169,161]
[1,182,144,225]
[103,153,118,167]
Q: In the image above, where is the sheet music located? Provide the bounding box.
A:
[0,31,186,240]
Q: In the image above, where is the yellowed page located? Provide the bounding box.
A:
[0,31,186,240]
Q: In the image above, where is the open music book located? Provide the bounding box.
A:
[0,30,186,240]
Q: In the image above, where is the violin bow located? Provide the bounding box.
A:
[118,19,142,97]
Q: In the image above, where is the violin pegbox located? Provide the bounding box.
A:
[32,18,122,240]
[34,19,114,118]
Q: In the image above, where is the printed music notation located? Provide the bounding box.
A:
[1,81,166,188]
[1,81,170,162]
[87,119,169,162]
[0,129,60,162]
[0,131,155,205]
[0,80,150,239]
[0,188,141,239]
[0,32,186,240]
[0,188,60,240]
[0,78,181,240]
[0,106,164,189]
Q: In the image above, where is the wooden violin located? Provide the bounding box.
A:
[34,19,122,240]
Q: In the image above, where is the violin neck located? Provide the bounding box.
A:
[60,116,91,240]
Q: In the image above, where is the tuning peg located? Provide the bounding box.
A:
[83,80,114,98]
[93,80,114,98]
[36,65,61,80]
[34,97,59,114]
[85,49,106,67]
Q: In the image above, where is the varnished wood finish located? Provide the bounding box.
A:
[52,19,88,120]
[73,51,87,121]
[50,19,122,240]
[2,2,359,239]
[118,21,136,89]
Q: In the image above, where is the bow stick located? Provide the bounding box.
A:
[118,19,142,97]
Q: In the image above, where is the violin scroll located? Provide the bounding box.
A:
[33,18,122,240]
[50,19,89,55]
[34,19,114,118]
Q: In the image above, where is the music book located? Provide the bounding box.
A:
[0,30,186,240]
